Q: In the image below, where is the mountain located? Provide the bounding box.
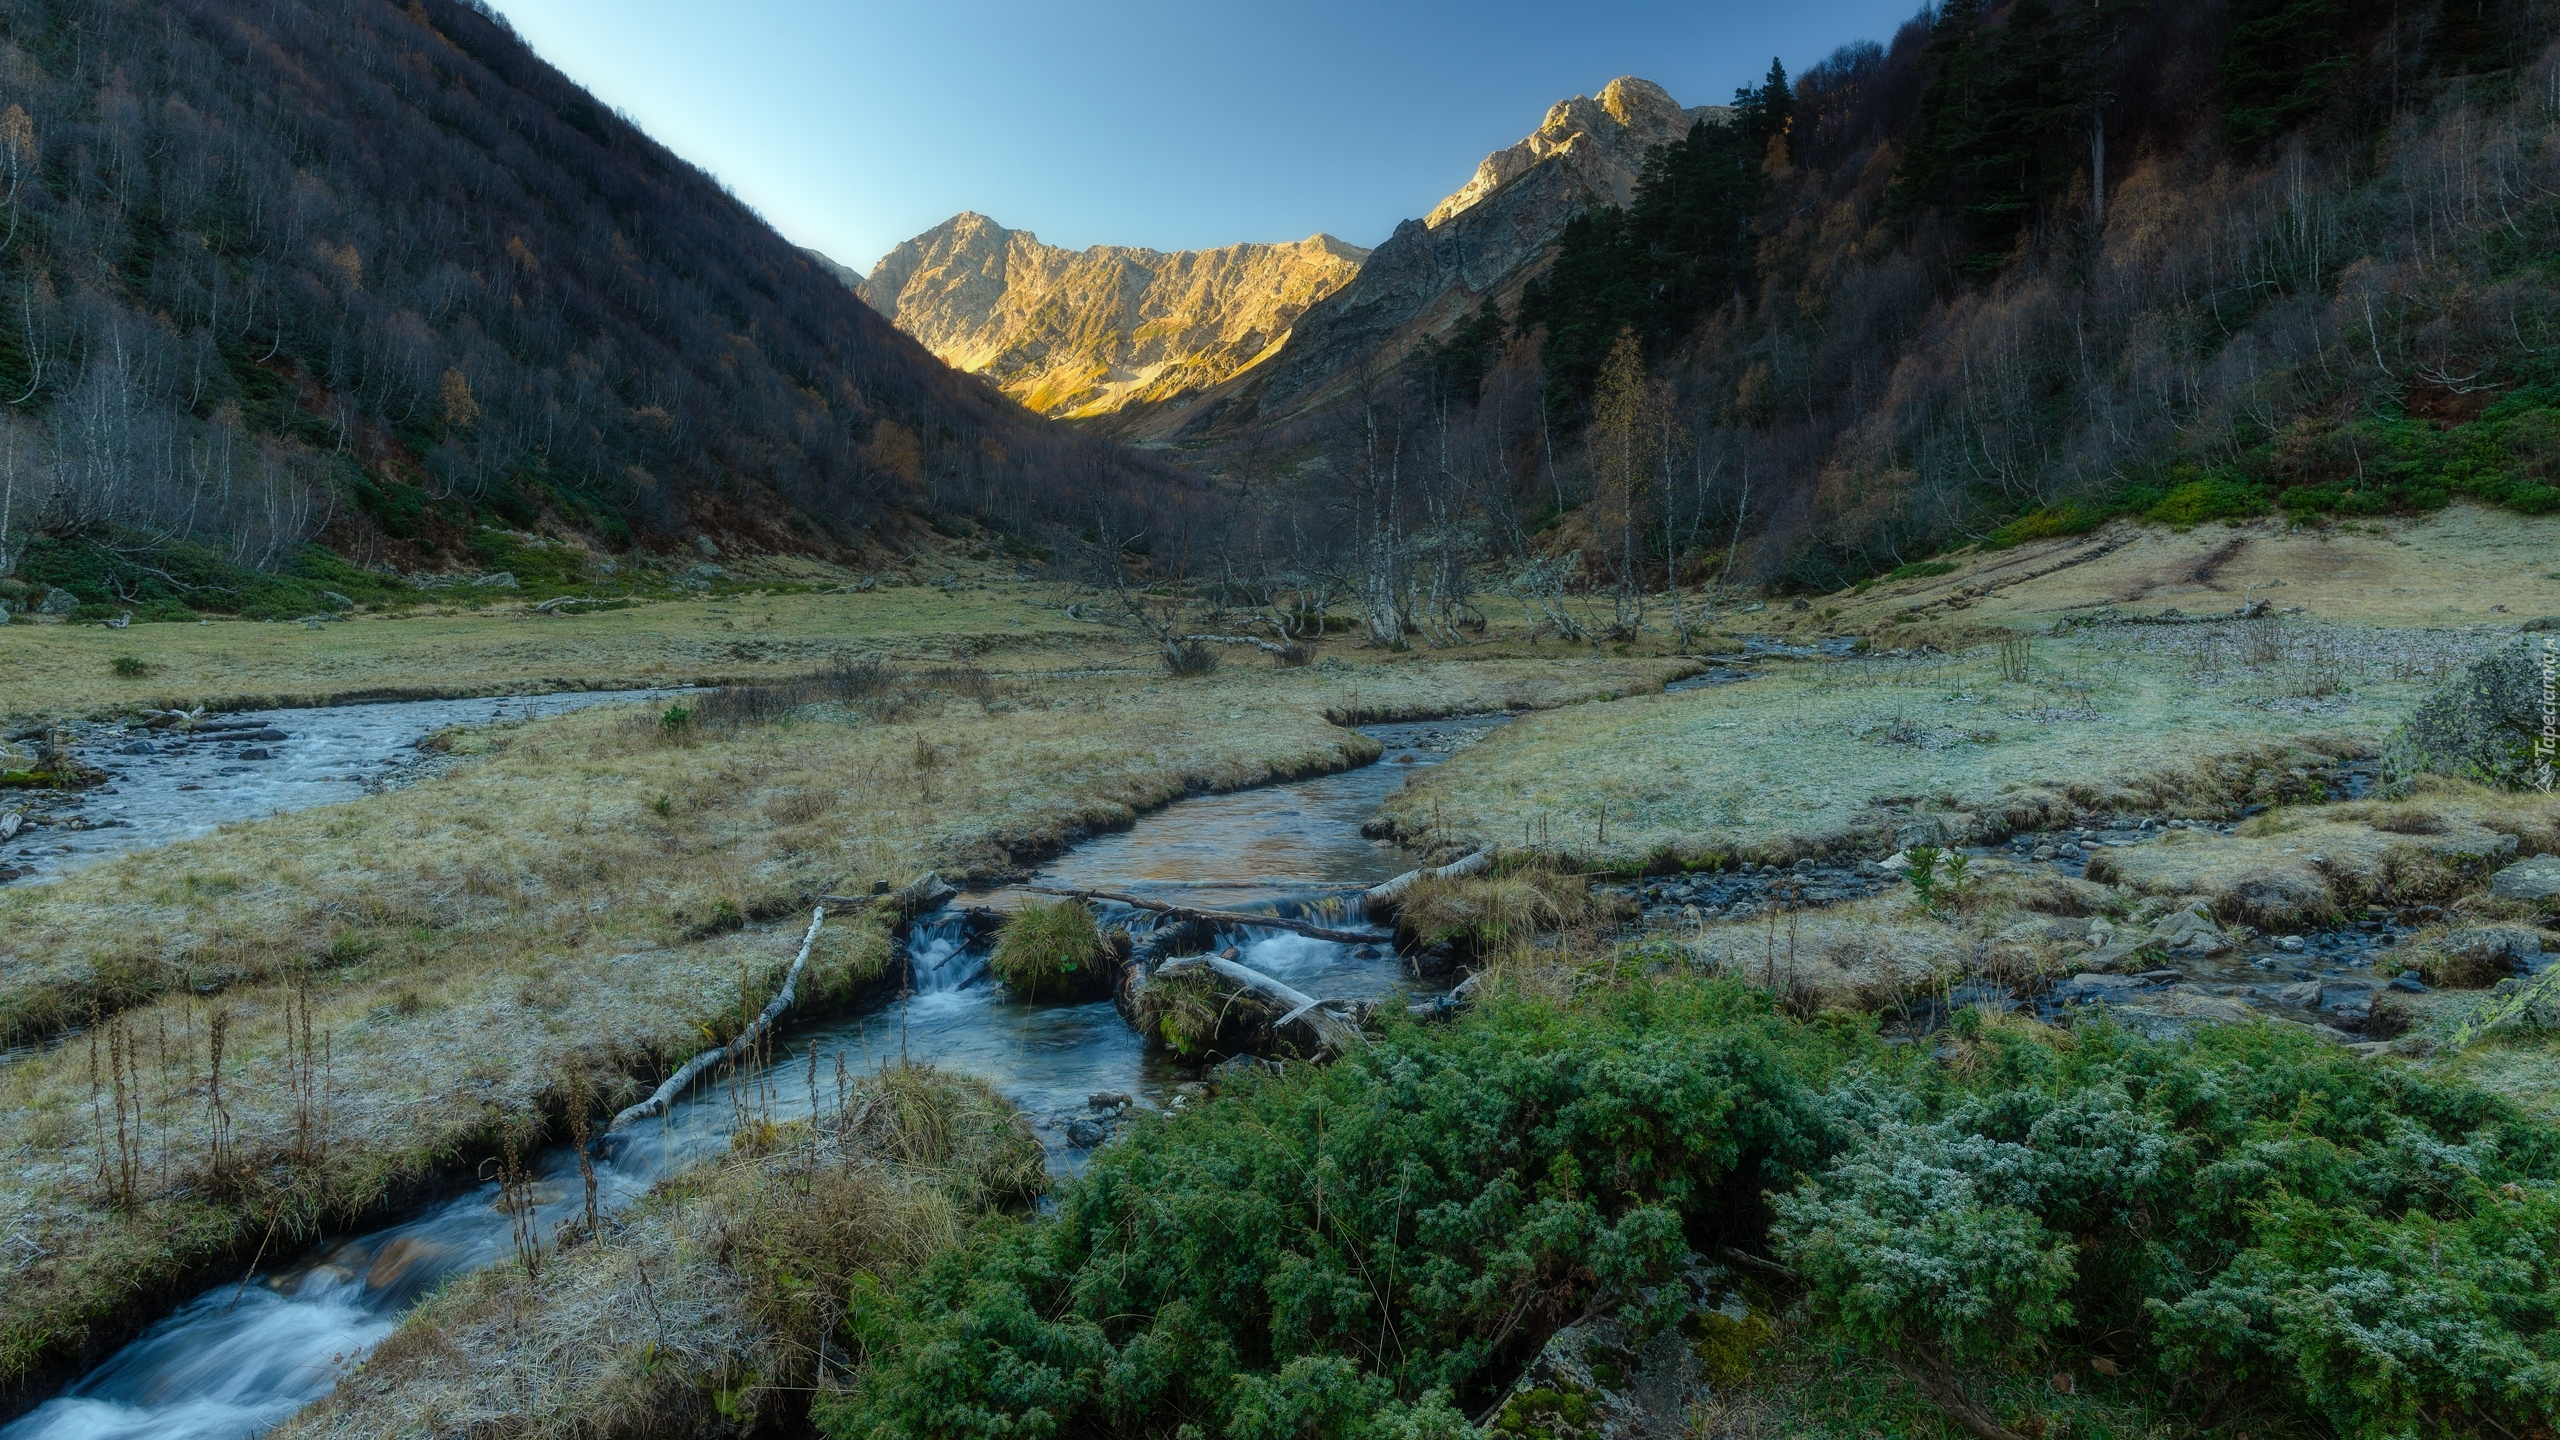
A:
[1123,77,1728,442]
[853,214,1366,422]
[0,0,1203,607]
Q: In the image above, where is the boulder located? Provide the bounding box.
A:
[2421,925,2542,988]
[37,587,78,616]
[2383,633,2557,789]
[2488,854,2560,905]
[2149,904,2234,958]
[2105,985,2263,1041]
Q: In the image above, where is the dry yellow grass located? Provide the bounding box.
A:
[0,581,1107,721]
[1379,621,2495,869]
[1793,500,2560,638]
[276,1064,1039,1440]
[0,648,1681,1404]
[2088,783,2560,928]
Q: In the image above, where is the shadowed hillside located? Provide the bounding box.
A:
[0,0,1208,611]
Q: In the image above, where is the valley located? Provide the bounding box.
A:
[3,0,2560,1436]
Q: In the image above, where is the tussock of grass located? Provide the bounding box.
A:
[1136,963,1276,1059]
[2090,790,2553,930]
[987,900,1109,1001]
[1395,860,1595,955]
[278,1065,1038,1440]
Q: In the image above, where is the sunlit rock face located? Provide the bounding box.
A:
[851,212,1367,420]
[1128,77,1729,442]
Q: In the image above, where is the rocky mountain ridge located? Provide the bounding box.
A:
[851,214,1367,420]
[1124,76,1729,442]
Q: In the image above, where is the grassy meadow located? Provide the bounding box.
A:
[1381,618,2503,867]
[0,612,1682,1406]
[6,511,2560,1437]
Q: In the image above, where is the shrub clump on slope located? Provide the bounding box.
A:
[818,979,1851,1439]
[1774,1013,2560,1440]
[817,979,2560,1440]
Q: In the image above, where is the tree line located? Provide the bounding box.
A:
[1172,0,2560,638]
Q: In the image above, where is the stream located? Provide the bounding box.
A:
[0,714,1507,1440]
[1,690,689,883]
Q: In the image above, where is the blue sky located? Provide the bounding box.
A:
[489,0,1925,277]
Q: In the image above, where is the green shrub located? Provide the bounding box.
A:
[811,975,2559,1440]
[1984,501,2109,550]
[818,979,1854,1440]
[1883,559,1960,582]
[987,899,1109,1000]
[1774,1015,2560,1440]
[2144,475,2268,526]
[111,656,148,678]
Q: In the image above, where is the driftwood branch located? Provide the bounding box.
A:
[1157,953,1366,1054]
[1174,632,1298,655]
[1023,885,1379,944]
[610,907,825,1132]
[1361,850,1489,911]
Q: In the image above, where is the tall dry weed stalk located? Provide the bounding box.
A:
[497,1139,540,1281]
[1997,634,2032,683]
[204,1006,233,1184]
[284,970,331,1169]
[88,1011,144,1211]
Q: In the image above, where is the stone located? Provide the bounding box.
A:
[2489,854,2560,904]
[239,747,274,760]
[2383,633,2559,790]
[2427,924,2542,986]
[2317,982,2376,1020]
[2105,985,2262,1040]
[2148,905,2234,958]
[2271,980,2325,1008]
[37,587,78,616]
[2275,935,2307,952]
[1063,1119,1106,1150]
[2052,972,2141,1002]
[316,589,354,610]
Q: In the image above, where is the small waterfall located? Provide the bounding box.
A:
[906,910,984,994]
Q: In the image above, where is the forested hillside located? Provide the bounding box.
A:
[0,0,1202,616]
[1251,0,2560,622]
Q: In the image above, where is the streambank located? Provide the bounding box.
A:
[0,715,1502,1440]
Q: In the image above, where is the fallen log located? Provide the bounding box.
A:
[818,870,954,921]
[1361,850,1490,911]
[1022,885,1378,944]
[1154,953,1366,1054]
[610,906,825,1132]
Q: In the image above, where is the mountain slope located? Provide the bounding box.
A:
[1124,76,1727,443]
[854,213,1367,421]
[0,0,1198,601]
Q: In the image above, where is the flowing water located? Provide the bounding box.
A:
[4,690,688,882]
[1,714,1507,1440]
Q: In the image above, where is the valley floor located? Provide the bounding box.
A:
[3,507,2557,1439]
